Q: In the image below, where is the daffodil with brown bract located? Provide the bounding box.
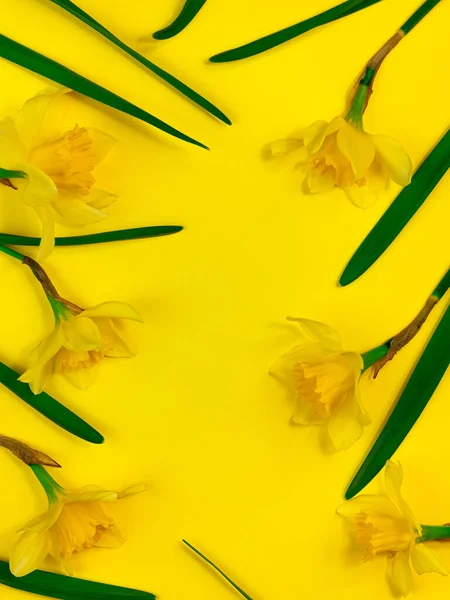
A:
[338,461,448,597]
[10,465,146,577]
[0,88,116,258]
[271,318,369,451]
[19,300,141,393]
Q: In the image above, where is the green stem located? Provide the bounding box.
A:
[432,268,450,300]
[30,464,64,504]
[361,343,390,372]
[401,0,441,35]
[345,72,372,125]
[417,525,450,543]
[0,243,24,262]
[182,540,253,600]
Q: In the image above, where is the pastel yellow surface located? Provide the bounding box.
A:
[0,0,449,598]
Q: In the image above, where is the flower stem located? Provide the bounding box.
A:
[401,0,442,36]
[362,268,449,377]
[182,540,253,600]
[30,464,64,504]
[418,524,450,543]
[0,243,25,262]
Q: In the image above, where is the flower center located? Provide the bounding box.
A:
[355,511,413,561]
[55,348,104,373]
[50,501,114,559]
[31,125,96,195]
[293,355,356,419]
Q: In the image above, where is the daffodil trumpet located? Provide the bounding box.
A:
[0,435,60,468]
[338,461,449,597]
[10,464,146,577]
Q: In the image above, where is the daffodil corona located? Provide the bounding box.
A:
[10,465,146,577]
[338,461,448,597]
[20,299,142,393]
[270,318,369,451]
[0,88,116,258]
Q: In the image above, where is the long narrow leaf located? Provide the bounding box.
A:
[48,0,230,124]
[340,129,450,286]
[346,303,450,499]
[0,361,104,444]
[0,561,155,600]
[153,0,208,40]
[0,34,207,149]
[210,0,381,63]
[0,225,183,247]
[0,168,27,179]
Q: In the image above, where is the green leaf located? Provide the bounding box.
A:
[47,0,230,125]
[0,168,27,179]
[0,361,104,444]
[183,540,253,600]
[340,129,450,286]
[0,561,156,599]
[0,34,207,149]
[153,0,207,40]
[209,0,382,63]
[0,225,183,247]
[345,303,450,499]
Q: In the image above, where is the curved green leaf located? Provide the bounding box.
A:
[346,303,450,499]
[0,225,183,246]
[0,168,27,179]
[0,34,207,149]
[0,561,155,599]
[0,361,104,444]
[153,0,208,39]
[340,129,450,286]
[48,0,230,124]
[210,0,381,63]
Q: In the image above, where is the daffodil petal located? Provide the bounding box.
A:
[63,362,100,391]
[327,395,363,451]
[15,164,57,207]
[372,134,412,186]
[15,88,71,153]
[411,544,448,576]
[337,123,376,179]
[384,461,419,527]
[96,318,134,357]
[118,483,147,498]
[95,522,124,548]
[52,195,108,226]
[87,188,117,210]
[302,120,328,153]
[343,183,379,210]
[286,318,344,350]
[80,302,142,322]
[306,166,336,193]
[10,531,51,577]
[268,138,303,157]
[62,317,101,352]
[26,357,56,395]
[34,206,55,260]
[20,504,64,533]
[387,550,413,598]
[337,494,401,520]
[86,128,115,164]
[20,326,64,376]
[66,486,118,503]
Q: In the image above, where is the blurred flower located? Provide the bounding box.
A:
[338,461,448,597]
[0,88,116,258]
[270,116,412,209]
[10,465,146,577]
[271,318,368,451]
[19,300,141,393]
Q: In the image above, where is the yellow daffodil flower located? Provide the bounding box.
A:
[338,461,448,597]
[270,317,369,451]
[0,88,116,258]
[10,465,146,577]
[19,300,142,393]
[270,117,412,209]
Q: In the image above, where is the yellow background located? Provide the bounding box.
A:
[0,0,449,598]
